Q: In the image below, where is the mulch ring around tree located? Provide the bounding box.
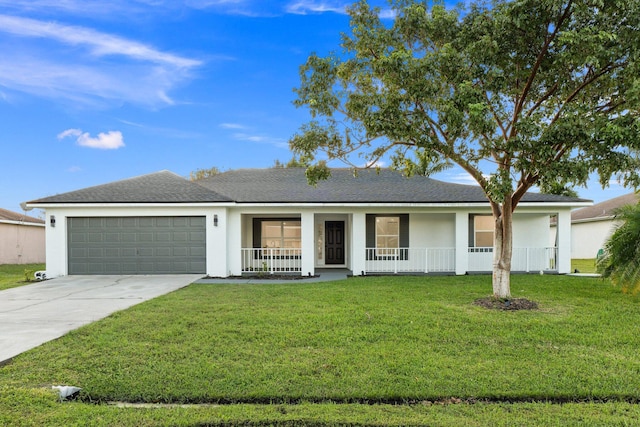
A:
[473,297,539,311]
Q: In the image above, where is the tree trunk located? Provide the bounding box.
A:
[492,200,513,299]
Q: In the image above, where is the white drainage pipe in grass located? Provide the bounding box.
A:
[52,385,81,401]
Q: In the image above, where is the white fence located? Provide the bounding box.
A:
[240,246,557,275]
[241,248,302,274]
[468,247,557,272]
[364,248,456,274]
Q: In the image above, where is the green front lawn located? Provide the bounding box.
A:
[0,263,45,291]
[571,258,598,274]
[2,274,639,425]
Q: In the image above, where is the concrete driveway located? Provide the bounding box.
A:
[0,275,200,364]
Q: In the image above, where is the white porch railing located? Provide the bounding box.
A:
[364,248,456,274]
[468,247,558,272]
[241,248,302,274]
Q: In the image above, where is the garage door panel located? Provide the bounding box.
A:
[190,231,205,242]
[138,247,154,257]
[173,217,188,227]
[88,218,103,228]
[156,247,172,257]
[156,218,172,227]
[69,232,87,244]
[105,248,121,258]
[173,247,188,256]
[69,247,88,258]
[105,233,120,242]
[68,216,206,275]
[156,232,171,242]
[88,248,104,258]
[190,246,206,257]
[139,218,154,227]
[138,233,154,243]
[122,233,136,243]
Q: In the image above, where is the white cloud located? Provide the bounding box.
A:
[232,132,288,149]
[57,128,82,140]
[363,160,386,168]
[285,0,393,17]
[0,15,202,107]
[58,128,125,150]
[0,15,200,68]
[219,123,246,129]
[378,9,396,20]
[440,171,485,186]
[285,1,347,15]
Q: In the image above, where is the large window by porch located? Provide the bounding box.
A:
[376,216,399,256]
[260,220,301,250]
[366,214,409,260]
[244,218,302,273]
[471,215,494,247]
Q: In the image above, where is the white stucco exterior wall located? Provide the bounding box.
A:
[512,214,552,248]
[571,219,619,259]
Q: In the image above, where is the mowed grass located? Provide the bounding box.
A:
[571,258,598,274]
[2,274,640,425]
[0,263,45,290]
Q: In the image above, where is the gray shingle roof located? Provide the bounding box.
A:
[197,168,589,204]
[0,208,44,224]
[28,168,589,205]
[29,171,231,204]
[571,192,639,222]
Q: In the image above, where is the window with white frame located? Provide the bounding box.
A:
[260,220,301,250]
[376,216,399,256]
[473,215,494,247]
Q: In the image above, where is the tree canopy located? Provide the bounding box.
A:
[189,167,221,181]
[290,0,640,298]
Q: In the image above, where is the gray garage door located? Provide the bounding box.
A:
[68,216,206,274]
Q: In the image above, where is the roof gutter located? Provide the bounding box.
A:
[0,219,45,227]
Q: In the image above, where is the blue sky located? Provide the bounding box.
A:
[0,0,631,214]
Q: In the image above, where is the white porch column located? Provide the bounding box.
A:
[351,212,366,275]
[455,212,469,275]
[301,211,315,276]
[226,209,242,276]
[556,209,571,274]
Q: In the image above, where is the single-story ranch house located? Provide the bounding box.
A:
[27,168,590,278]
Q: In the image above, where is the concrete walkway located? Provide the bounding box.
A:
[194,269,352,284]
[0,275,199,364]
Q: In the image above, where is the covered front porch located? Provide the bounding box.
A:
[231,209,570,276]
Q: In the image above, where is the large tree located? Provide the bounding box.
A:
[290,0,640,298]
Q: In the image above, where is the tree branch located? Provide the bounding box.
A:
[510,1,574,135]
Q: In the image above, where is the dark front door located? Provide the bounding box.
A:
[325,221,345,265]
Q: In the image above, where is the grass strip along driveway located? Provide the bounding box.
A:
[0,263,45,291]
[2,275,640,425]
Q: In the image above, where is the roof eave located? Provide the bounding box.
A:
[26,202,236,209]
[0,219,45,227]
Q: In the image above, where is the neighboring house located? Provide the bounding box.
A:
[27,168,590,278]
[569,192,639,259]
[0,208,45,264]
